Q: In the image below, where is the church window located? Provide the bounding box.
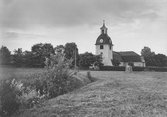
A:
[100,45,103,49]
[102,30,104,34]
[110,46,111,50]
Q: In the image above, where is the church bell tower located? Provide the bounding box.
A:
[95,20,113,66]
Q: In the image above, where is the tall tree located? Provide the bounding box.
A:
[0,46,11,65]
[31,43,55,67]
[79,52,94,68]
[64,42,79,66]
[12,48,24,67]
[141,46,156,66]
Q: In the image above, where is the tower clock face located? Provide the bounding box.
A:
[100,39,103,43]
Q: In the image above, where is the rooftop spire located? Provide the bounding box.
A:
[100,20,108,34]
[103,20,105,26]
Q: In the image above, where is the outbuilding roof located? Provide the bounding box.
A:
[113,51,142,62]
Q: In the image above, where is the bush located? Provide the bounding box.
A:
[33,51,77,98]
[111,58,121,66]
[0,77,46,116]
[87,71,96,82]
[0,79,22,116]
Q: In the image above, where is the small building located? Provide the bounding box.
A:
[95,21,145,67]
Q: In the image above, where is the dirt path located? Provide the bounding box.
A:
[16,71,167,117]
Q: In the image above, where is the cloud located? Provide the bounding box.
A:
[0,0,161,30]
[1,30,46,41]
[1,31,18,39]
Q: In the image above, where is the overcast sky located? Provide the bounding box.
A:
[0,0,167,55]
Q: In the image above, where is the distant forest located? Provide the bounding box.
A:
[0,42,103,68]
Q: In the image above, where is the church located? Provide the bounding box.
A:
[95,21,145,67]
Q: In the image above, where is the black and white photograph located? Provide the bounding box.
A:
[0,0,167,116]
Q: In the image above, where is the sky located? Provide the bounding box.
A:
[0,0,167,55]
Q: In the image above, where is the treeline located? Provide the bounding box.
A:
[0,42,103,68]
[1,44,167,68]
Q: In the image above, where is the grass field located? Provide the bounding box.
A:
[1,67,167,117]
[0,66,45,85]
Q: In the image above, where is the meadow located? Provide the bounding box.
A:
[1,66,167,117]
[0,66,45,84]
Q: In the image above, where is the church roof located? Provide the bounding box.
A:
[113,51,142,62]
[95,34,113,45]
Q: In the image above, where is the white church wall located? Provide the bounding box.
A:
[96,45,113,66]
[119,62,145,67]
[134,62,145,67]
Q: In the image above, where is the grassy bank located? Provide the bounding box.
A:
[11,71,167,117]
[0,66,94,116]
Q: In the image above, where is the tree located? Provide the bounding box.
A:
[154,54,167,67]
[141,46,156,66]
[12,48,24,67]
[79,52,94,68]
[93,54,103,67]
[31,43,55,67]
[0,46,11,65]
[64,42,79,66]
[54,45,65,53]
[79,52,103,68]
[23,51,36,67]
[111,58,121,66]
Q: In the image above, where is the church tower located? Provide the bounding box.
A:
[95,20,113,66]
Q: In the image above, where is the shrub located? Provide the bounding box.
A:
[0,77,46,116]
[0,79,22,116]
[87,71,96,82]
[111,58,121,66]
[128,61,134,66]
[33,51,76,98]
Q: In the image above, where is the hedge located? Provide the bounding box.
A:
[99,66,167,72]
[145,67,167,72]
[100,66,125,71]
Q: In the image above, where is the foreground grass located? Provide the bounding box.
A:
[11,71,167,117]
